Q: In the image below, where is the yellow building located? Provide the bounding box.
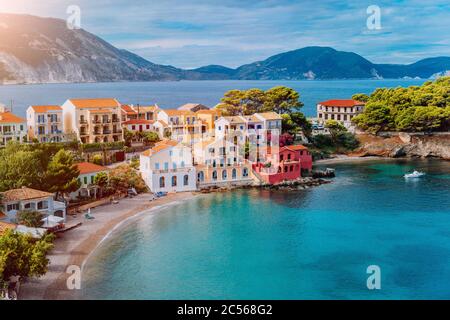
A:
[61,98,123,143]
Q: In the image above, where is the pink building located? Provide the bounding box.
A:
[253,145,313,185]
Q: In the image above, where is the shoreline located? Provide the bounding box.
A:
[19,192,199,300]
[313,155,393,165]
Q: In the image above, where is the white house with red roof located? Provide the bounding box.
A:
[70,162,109,200]
[139,140,196,193]
[316,99,365,126]
[26,105,65,143]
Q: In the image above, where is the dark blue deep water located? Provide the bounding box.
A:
[82,159,450,299]
[0,79,425,117]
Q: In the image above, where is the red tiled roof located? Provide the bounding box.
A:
[284,145,308,151]
[30,105,62,113]
[141,140,178,157]
[68,98,121,109]
[1,187,53,202]
[318,99,365,107]
[0,111,26,124]
[0,221,16,236]
[76,162,109,175]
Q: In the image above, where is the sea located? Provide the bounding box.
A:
[0,79,426,117]
[80,159,450,299]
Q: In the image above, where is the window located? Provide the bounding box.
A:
[84,176,88,184]
[91,175,95,184]
[169,150,173,156]
[218,126,222,130]
[164,162,169,170]
[287,153,291,160]
[232,168,237,179]
[290,165,294,172]
[243,168,249,177]
[7,203,19,212]
[159,177,165,188]
[184,175,189,186]
[198,171,204,182]
[37,201,48,210]
[222,170,227,180]
[172,175,177,187]
[280,154,284,161]
[173,163,177,169]
[181,161,185,168]
[212,170,218,181]
[155,163,160,170]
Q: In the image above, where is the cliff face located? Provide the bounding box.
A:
[351,133,450,160]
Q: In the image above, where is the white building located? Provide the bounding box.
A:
[316,99,365,127]
[139,140,197,193]
[0,104,27,147]
[26,105,65,143]
[215,112,282,141]
[0,187,66,223]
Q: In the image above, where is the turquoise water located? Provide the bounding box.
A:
[82,159,450,299]
[0,79,425,117]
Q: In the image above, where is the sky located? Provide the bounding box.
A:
[0,0,449,69]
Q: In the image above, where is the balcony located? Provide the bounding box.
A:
[103,130,111,135]
[112,118,120,123]
[113,129,122,134]
[79,119,88,125]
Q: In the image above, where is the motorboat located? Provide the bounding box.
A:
[404,170,425,179]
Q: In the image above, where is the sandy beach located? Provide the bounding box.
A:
[19,192,198,300]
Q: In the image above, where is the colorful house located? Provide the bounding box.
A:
[26,105,65,143]
[61,98,123,143]
[0,187,67,225]
[70,162,110,200]
[316,99,365,126]
[193,137,253,189]
[0,105,27,147]
[253,145,313,184]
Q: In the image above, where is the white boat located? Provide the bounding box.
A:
[404,170,425,179]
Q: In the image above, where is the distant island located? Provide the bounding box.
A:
[0,13,449,84]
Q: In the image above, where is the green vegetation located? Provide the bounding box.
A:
[44,149,80,199]
[308,120,359,158]
[0,144,80,195]
[108,164,147,194]
[16,211,44,228]
[0,230,55,291]
[216,86,303,116]
[352,77,450,133]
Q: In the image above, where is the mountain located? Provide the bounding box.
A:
[0,13,188,84]
[0,14,449,84]
[211,47,450,80]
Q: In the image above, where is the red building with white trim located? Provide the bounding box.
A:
[253,145,313,184]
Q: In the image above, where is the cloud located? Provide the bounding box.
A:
[0,0,449,68]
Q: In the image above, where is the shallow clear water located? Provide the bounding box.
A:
[82,159,450,299]
[0,79,425,117]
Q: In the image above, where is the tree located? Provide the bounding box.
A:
[282,112,312,138]
[16,211,44,228]
[109,165,147,193]
[94,172,109,198]
[263,86,303,114]
[325,119,347,144]
[352,93,369,102]
[0,142,47,192]
[352,77,450,133]
[217,86,304,116]
[352,102,393,134]
[0,230,54,288]
[143,131,160,145]
[45,149,80,199]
